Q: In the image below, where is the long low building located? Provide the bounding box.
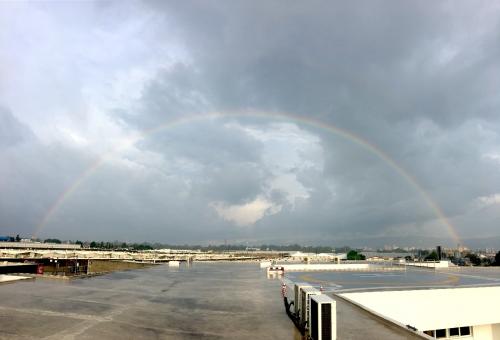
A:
[0,242,81,250]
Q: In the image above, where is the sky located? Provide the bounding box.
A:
[1,1,500,247]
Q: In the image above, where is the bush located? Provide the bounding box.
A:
[347,250,366,260]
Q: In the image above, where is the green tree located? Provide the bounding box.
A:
[425,251,439,261]
[44,238,62,244]
[347,250,366,260]
[481,257,492,266]
[465,253,481,266]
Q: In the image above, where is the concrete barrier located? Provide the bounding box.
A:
[404,261,449,269]
[273,263,372,272]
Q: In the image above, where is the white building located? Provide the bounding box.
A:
[340,286,500,340]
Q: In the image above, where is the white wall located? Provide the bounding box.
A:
[279,263,371,271]
[405,260,449,268]
[474,324,493,340]
[492,323,500,340]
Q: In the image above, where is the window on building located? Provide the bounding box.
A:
[423,326,472,339]
[459,327,471,336]
[423,330,435,337]
[436,329,447,338]
[449,328,459,337]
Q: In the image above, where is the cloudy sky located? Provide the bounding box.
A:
[1,1,500,246]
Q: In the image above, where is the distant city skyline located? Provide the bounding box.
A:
[2,1,500,246]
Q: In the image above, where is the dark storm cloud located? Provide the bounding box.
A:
[123,1,500,243]
[2,1,500,245]
[149,1,488,123]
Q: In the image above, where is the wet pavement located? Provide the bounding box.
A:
[286,266,500,292]
[0,262,442,339]
[0,263,301,340]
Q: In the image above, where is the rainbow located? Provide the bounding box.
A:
[34,110,461,245]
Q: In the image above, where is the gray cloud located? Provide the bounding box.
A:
[1,1,500,246]
[0,107,34,147]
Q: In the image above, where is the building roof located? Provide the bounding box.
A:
[340,286,500,331]
[0,242,81,250]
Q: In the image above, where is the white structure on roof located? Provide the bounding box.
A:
[404,260,450,269]
[309,294,337,340]
[270,263,402,272]
[340,286,500,340]
[260,261,272,268]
